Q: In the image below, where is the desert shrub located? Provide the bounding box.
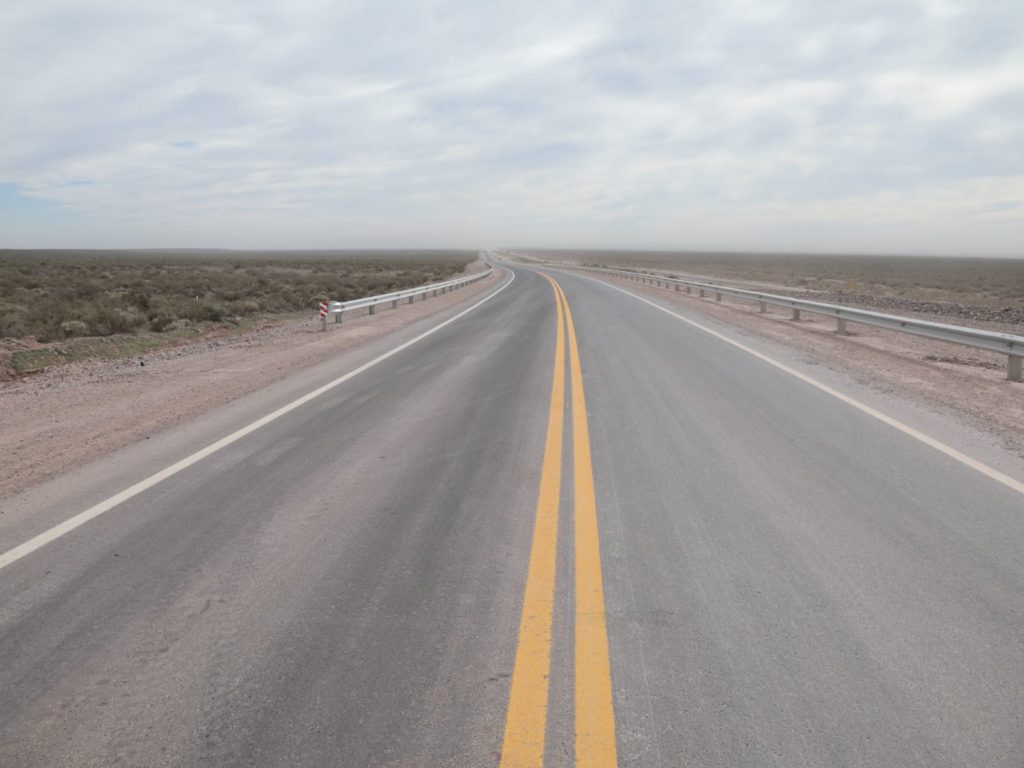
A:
[86,307,144,336]
[128,291,151,310]
[0,301,29,338]
[0,251,473,341]
[198,302,227,322]
[148,312,176,332]
[60,320,88,337]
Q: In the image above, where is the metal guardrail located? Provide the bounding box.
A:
[319,267,493,329]
[569,264,1024,381]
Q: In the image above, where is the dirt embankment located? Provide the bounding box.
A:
[0,262,498,498]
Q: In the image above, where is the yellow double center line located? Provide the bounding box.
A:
[500,274,618,767]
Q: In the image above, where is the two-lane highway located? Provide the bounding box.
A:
[2,262,1023,766]
[500,274,616,768]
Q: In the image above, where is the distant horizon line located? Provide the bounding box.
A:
[1,246,1023,261]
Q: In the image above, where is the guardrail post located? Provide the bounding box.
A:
[1009,354,1023,382]
[369,304,376,315]
[578,265,1024,373]
[433,289,437,296]
[408,295,414,304]
[392,299,398,309]
[335,313,342,324]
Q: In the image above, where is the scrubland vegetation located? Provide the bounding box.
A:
[0,250,473,342]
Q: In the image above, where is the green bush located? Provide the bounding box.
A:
[198,302,227,322]
[148,312,176,332]
[87,307,144,336]
[60,320,88,337]
[0,301,29,338]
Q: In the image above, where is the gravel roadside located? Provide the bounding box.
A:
[578,269,1024,461]
[0,261,499,498]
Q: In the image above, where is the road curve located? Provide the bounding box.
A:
[1,262,1022,767]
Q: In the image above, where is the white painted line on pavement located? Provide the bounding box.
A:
[0,269,515,573]
[575,272,1024,497]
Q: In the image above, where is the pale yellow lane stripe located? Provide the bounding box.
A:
[499,278,566,767]
[551,277,619,768]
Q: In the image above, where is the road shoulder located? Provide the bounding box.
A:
[557,267,1024,488]
[0,264,501,498]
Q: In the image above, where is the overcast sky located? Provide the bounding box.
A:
[1,0,1022,255]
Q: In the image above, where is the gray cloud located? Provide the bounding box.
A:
[1,0,1022,254]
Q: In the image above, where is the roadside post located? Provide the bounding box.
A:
[319,301,328,331]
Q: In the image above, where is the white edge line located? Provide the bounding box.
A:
[566,268,1024,497]
[0,268,516,572]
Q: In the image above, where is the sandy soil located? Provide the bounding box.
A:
[0,261,498,497]
[578,269,1024,460]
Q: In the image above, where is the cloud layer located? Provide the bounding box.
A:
[2,0,1023,254]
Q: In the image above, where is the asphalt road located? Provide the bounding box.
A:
[1,262,1023,767]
